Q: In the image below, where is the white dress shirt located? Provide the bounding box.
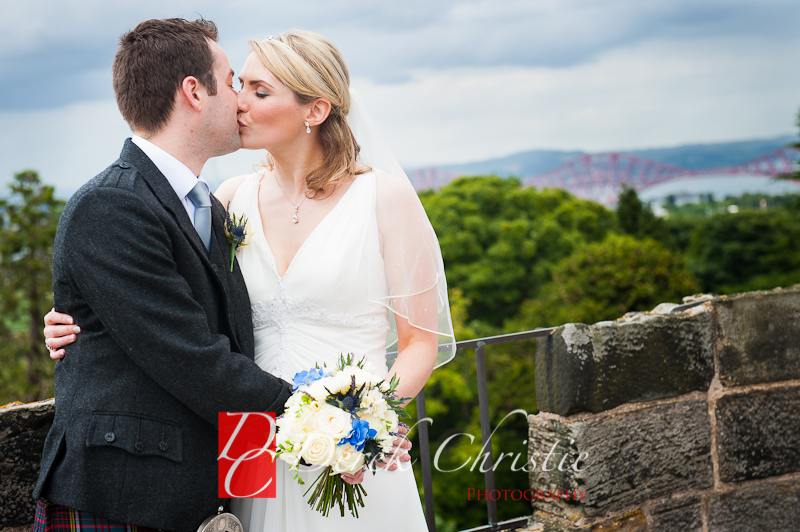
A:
[131,136,210,229]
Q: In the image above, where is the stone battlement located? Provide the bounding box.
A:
[2,286,799,531]
[524,285,800,532]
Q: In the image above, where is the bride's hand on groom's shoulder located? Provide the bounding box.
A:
[43,308,80,359]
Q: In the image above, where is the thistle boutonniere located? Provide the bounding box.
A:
[224,202,252,272]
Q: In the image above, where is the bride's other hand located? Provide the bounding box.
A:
[377,423,412,471]
[43,308,80,359]
[341,468,365,485]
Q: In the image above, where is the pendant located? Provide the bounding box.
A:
[292,206,299,224]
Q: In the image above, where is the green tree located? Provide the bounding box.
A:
[616,185,671,245]
[405,289,537,531]
[0,170,65,404]
[777,108,800,183]
[509,234,699,328]
[422,176,616,327]
[687,210,800,293]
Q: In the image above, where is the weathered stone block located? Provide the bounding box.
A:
[715,384,800,482]
[714,285,800,386]
[527,399,712,519]
[649,494,702,532]
[527,510,647,532]
[707,477,800,532]
[0,400,54,528]
[535,310,713,416]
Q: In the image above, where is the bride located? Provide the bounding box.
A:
[45,29,455,531]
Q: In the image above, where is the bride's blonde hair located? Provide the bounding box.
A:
[249,30,366,198]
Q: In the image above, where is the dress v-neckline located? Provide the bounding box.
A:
[254,173,366,281]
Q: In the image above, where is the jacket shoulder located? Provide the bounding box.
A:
[65,160,150,208]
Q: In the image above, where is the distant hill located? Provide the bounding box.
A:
[626,137,797,170]
[412,135,796,179]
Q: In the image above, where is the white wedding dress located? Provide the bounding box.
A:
[228,170,430,532]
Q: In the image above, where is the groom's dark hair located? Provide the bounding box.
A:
[113,18,219,135]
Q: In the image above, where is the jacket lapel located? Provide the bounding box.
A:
[210,196,254,357]
[120,140,211,262]
[119,139,243,354]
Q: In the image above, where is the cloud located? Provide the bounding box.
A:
[0,99,131,195]
[0,0,797,195]
[354,34,800,167]
[2,29,797,196]
[2,0,799,110]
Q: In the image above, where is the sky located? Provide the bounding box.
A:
[1,0,799,195]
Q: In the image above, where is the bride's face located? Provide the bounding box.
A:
[237,52,309,150]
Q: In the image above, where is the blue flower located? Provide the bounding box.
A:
[230,225,246,241]
[292,367,330,391]
[339,419,377,451]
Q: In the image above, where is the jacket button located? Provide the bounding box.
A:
[134,442,144,452]
[105,432,115,443]
[211,264,219,272]
[119,162,130,169]
[159,441,169,452]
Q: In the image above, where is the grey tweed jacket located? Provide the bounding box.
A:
[33,139,292,531]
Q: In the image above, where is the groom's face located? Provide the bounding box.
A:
[202,39,242,156]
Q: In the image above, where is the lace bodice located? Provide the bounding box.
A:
[228,172,390,381]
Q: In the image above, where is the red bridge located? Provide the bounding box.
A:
[409,147,799,206]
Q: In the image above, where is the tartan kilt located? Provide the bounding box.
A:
[33,500,167,532]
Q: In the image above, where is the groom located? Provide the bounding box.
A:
[32,18,294,531]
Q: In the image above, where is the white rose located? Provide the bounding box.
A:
[330,371,356,394]
[276,420,297,445]
[295,404,321,440]
[300,433,336,467]
[331,444,366,475]
[284,393,303,409]
[316,404,352,440]
[305,379,332,401]
[340,366,378,388]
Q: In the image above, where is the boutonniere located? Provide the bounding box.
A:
[224,203,252,272]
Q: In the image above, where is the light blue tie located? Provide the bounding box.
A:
[187,181,212,252]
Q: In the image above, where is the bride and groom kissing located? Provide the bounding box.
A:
[36,16,455,532]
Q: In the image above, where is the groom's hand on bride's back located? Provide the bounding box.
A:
[43,308,80,359]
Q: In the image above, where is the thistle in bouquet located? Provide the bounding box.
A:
[275,354,410,517]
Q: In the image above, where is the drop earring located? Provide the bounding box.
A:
[305,122,311,134]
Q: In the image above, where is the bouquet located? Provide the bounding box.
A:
[275,354,409,517]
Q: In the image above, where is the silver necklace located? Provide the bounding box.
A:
[274,174,308,224]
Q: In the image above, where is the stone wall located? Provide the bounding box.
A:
[2,286,798,531]
[524,285,800,532]
[0,399,53,530]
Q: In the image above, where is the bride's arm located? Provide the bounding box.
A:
[376,172,443,403]
[388,315,438,403]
